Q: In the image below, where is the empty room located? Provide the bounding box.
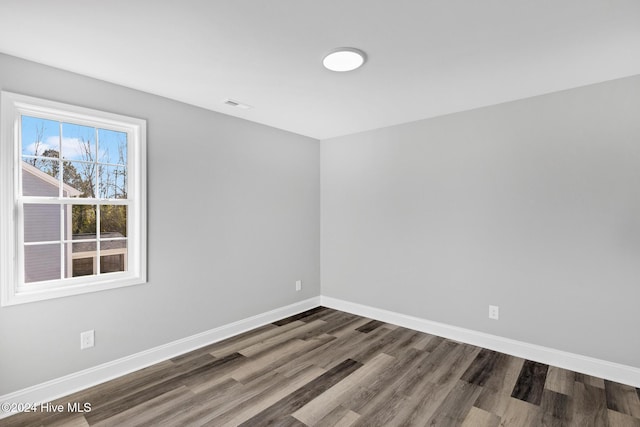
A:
[1,1,639,426]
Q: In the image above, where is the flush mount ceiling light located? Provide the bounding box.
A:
[323,47,367,72]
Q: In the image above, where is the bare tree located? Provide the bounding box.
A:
[29,123,45,166]
[73,135,96,198]
[98,134,127,199]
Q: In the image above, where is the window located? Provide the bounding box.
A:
[1,92,146,305]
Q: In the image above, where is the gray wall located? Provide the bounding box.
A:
[321,75,640,368]
[3,50,639,395]
[0,53,320,394]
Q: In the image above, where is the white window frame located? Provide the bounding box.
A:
[1,91,147,306]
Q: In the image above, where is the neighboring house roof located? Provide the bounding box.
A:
[22,161,82,197]
[73,232,126,252]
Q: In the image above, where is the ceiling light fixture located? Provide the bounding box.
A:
[322,47,367,72]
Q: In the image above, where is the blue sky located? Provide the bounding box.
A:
[21,115,127,165]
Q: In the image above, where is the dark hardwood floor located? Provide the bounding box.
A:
[3,307,640,426]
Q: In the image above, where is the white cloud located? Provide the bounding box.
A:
[23,141,54,156]
[25,137,120,163]
[25,136,93,160]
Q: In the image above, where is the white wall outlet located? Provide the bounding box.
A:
[80,330,95,350]
[489,305,499,320]
[295,280,302,291]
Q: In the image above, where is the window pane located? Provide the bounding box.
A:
[98,165,127,199]
[65,161,96,198]
[100,205,127,237]
[24,244,61,283]
[72,257,95,277]
[98,129,127,165]
[21,115,60,157]
[101,240,127,274]
[70,204,97,237]
[72,242,96,277]
[21,159,61,196]
[61,122,96,162]
[23,204,61,243]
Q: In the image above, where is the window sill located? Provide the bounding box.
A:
[1,273,147,306]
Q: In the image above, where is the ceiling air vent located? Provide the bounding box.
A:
[223,99,252,110]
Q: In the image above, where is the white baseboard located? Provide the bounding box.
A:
[321,295,640,388]
[0,296,321,419]
[3,294,638,421]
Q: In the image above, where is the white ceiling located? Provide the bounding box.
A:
[1,0,639,140]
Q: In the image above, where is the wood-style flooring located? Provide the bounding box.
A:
[3,307,640,426]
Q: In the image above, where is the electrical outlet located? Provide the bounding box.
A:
[489,305,499,320]
[295,280,302,291]
[80,330,95,350]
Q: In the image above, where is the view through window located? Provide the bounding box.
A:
[1,92,146,305]
[21,116,129,281]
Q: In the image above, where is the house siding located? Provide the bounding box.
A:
[22,165,58,197]
[21,163,75,282]
[24,244,61,283]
